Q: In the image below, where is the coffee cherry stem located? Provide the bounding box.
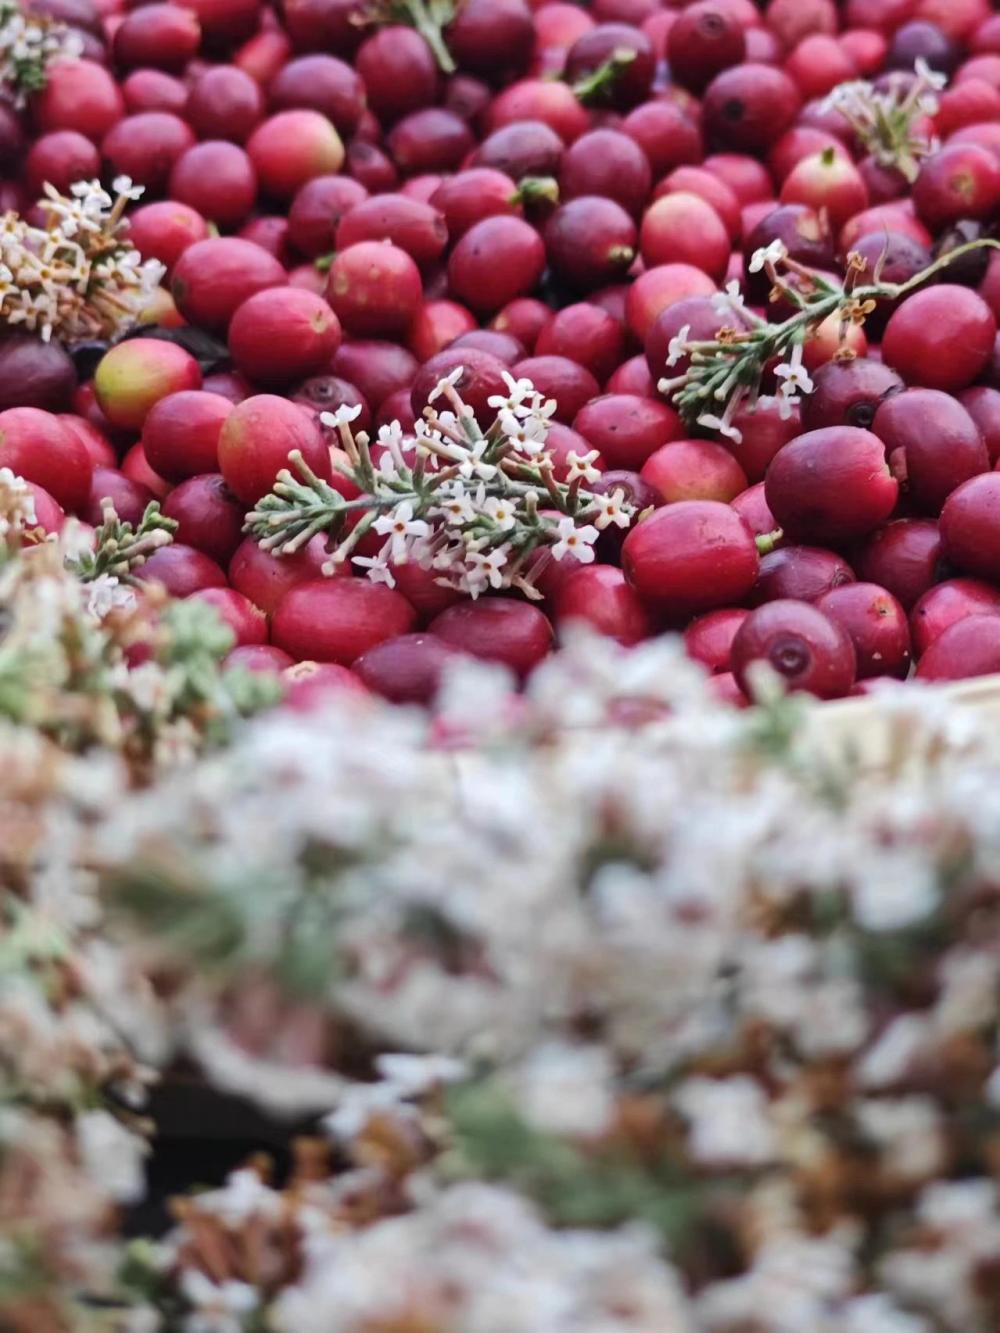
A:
[661,237,1000,443]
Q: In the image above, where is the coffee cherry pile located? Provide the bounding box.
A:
[3,0,1000,708]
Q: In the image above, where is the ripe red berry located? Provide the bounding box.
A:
[142,391,234,482]
[429,597,554,676]
[732,599,856,699]
[228,288,342,386]
[273,577,417,664]
[622,500,759,618]
[94,340,202,433]
[765,427,898,545]
[882,285,997,392]
[172,238,286,333]
[218,394,332,504]
[327,240,423,337]
[0,408,92,513]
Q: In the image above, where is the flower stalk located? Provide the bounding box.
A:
[246,374,636,599]
[659,237,1000,444]
[821,58,947,183]
[68,498,176,584]
[1,176,165,345]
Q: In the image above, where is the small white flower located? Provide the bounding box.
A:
[665,323,692,368]
[498,408,547,456]
[84,573,136,621]
[76,1110,148,1204]
[711,280,747,318]
[180,1270,259,1333]
[774,342,814,397]
[564,449,602,484]
[457,436,497,482]
[487,370,535,415]
[674,1075,776,1166]
[467,543,511,591]
[427,364,464,402]
[353,542,397,587]
[697,411,743,444]
[590,487,633,531]
[320,403,363,431]
[112,174,145,201]
[375,1053,467,1095]
[550,516,598,563]
[481,495,517,531]
[914,56,947,92]
[372,500,431,562]
[748,239,788,273]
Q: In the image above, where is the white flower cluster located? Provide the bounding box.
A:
[820,58,945,180]
[0,0,81,105]
[254,369,635,599]
[7,627,1000,1328]
[1,177,165,343]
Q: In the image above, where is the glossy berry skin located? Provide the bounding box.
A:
[167,142,258,229]
[287,175,369,258]
[910,577,1000,659]
[186,65,265,142]
[800,357,903,432]
[815,582,911,679]
[411,349,507,427]
[94,340,202,432]
[915,614,1000,681]
[217,394,331,504]
[622,501,759,619]
[448,216,546,315]
[142,391,233,482]
[136,544,228,598]
[101,112,196,193]
[732,599,856,700]
[940,473,1000,582]
[431,168,519,240]
[246,109,345,199]
[874,389,989,515]
[667,1,747,93]
[126,200,210,274]
[161,474,246,567]
[764,427,898,546]
[327,241,423,337]
[429,598,553,676]
[228,534,331,616]
[535,304,623,383]
[335,194,448,269]
[913,142,1000,229]
[882,285,997,392]
[272,578,417,664]
[853,519,943,611]
[702,63,801,153]
[544,197,638,292]
[228,288,341,386]
[34,60,125,142]
[190,587,269,648]
[354,632,457,704]
[683,607,749,674]
[639,192,730,282]
[226,645,294,674]
[172,238,286,333]
[641,439,747,504]
[114,3,201,72]
[0,408,92,513]
[750,545,855,606]
[554,565,653,647]
[559,128,652,219]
